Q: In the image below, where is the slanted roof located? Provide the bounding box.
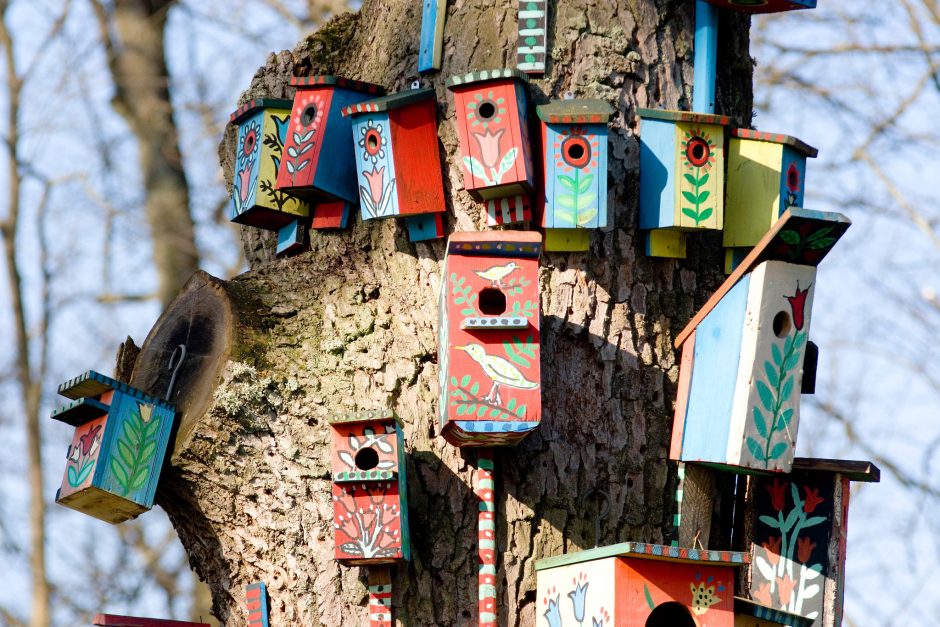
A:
[289,75,386,95]
[792,457,881,482]
[446,68,529,89]
[446,230,542,258]
[733,598,813,627]
[341,88,435,117]
[537,99,614,124]
[674,207,851,348]
[328,409,401,428]
[732,128,818,158]
[637,107,730,126]
[229,98,293,124]
[535,541,749,571]
[93,614,210,627]
[57,370,174,409]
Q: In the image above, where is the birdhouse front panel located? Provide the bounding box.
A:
[702,0,816,14]
[438,231,541,447]
[638,109,728,232]
[447,69,534,200]
[329,411,410,564]
[230,100,310,231]
[52,371,176,524]
[724,130,817,250]
[537,100,613,229]
[276,76,385,204]
[674,260,817,473]
[343,89,446,223]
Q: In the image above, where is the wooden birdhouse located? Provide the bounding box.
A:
[438,231,542,447]
[446,69,535,200]
[329,410,410,565]
[537,99,613,231]
[276,76,385,227]
[92,615,209,627]
[746,458,879,627]
[702,0,816,13]
[638,108,729,257]
[733,597,813,627]
[51,371,176,524]
[245,581,270,627]
[341,88,445,240]
[535,542,748,626]
[670,208,851,473]
[724,129,818,271]
[229,99,310,231]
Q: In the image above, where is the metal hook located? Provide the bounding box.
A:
[580,488,611,548]
[165,344,187,401]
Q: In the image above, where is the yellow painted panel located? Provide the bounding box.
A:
[545,228,590,251]
[646,229,687,259]
[259,108,308,219]
[674,122,725,231]
[723,138,783,247]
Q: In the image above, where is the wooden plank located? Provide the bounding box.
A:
[275,219,306,257]
[544,228,589,251]
[229,98,293,124]
[693,0,718,114]
[791,457,880,482]
[93,615,209,627]
[536,541,749,571]
[461,316,529,330]
[675,207,851,348]
[637,107,729,126]
[731,128,818,157]
[390,96,445,217]
[340,88,435,116]
[418,0,446,74]
[724,137,786,248]
[288,75,385,94]
[669,330,695,460]
[673,121,724,231]
[245,581,270,627]
[57,370,172,408]
[310,201,350,230]
[516,0,547,74]
[367,567,393,626]
[536,99,613,124]
[50,397,109,426]
[624,559,736,626]
[646,230,687,258]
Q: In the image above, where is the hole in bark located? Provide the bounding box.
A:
[646,602,696,627]
[478,101,496,119]
[355,447,379,471]
[479,288,507,315]
[773,311,791,338]
[301,104,318,126]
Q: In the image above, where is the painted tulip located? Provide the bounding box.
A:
[797,536,817,563]
[363,166,386,206]
[473,128,505,169]
[785,283,811,331]
[568,580,589,622]
[766,478,788,511]
[802,485,824,513]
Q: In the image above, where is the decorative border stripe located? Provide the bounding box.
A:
[289,75,385,94]
[485,195,531,226]
[477,453,497,627]
[516,1,547,75]
[229,98,293,124]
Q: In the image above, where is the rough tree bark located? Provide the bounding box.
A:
[134,1,753,624]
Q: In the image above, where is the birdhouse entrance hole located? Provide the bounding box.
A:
[354,447,379,471]
[477,100,497,120]
[685,136,710,167]
[478,288,507,315]
[244,134,255,153]
[773,310,792,338]
[645,602,696,627]
[301,104,318,126]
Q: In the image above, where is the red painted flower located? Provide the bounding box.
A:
[797,536,816,563]
[554,126,599,173]
[785,283,811,331]
[786,163,801,193]
[752,582,772,606]
[363,166,386,205]
[765,478,787,511]
[803,485,824,513]
[473,128,506,169]
[761,535,781,566]
[776,575,797,606]
[79,424,102,456]
[682,128,716,171]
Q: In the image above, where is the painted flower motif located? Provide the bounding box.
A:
[363,166,386,206]
[568,573,589,622]
[690,579,722,616]
[786,162,801,193]
[78,425,103,456]
[776,575,797,606]
[785,283,811,331]
[293,93,324,132]
[237,164,253,203]
[802,485,824,513]
[592,607,610,627]
[358,120,386,164]
[68,445,81,463]
[555,126,600,173]
[766,478,788,511]
[238,120,261,164]
[752,582,773,606]
[682,128,716,171]
[466,90,506,129]
[761,535,782,566]
[543,592,562,627]
[473,128,506,169]
[797,536,817,563]
[138,402,153,423]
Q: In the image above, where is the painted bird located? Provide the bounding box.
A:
[456,343,538,406]
[473,262,518,288]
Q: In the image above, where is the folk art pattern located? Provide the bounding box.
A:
[477,455,497,626]
[517,0,547,74]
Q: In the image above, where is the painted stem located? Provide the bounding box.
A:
[477,451,497,627]
[693,0,718,114]
[763,332,804,465]
[367,567,393,627]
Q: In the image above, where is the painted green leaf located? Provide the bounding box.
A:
[784,351,802,371]
[130,466,150,492]
[771,343,783,366]
[507,398,517,411]
[553,206,576,224]
[746,437,766,461]
[681,208,699,221]
[794,332,807,349]
[781,408,795,427]
[780,377,794,403]
[764,361,780,388]
[515,404,526,418]
[74,461,94,486]
[140,440,157,464]
[696,190,710,204]
[497,147,518,180]
[556,193,577,209]
[782,506,800,533]
[758,514,781,529]
[752,407,768,438]
[578,174,594,194]
[461,308,477,316]
[460,374,471,387]
[577,193,596,210]
[450,376,458,386]
[470,382,480,395]
[110,457,129,488]
[784,333,795,355]
[756,381,775,412]
[477,406,487,417]
[803,515,827,528]
[558,175,576,191]
[503,342,531,368]
[806,225,835,242]
[768,442,788,460]
[682,191,699,205]
[808,237,837,249]
[67,465,77,486]
[117,440,135,468]
[780,230,801,245]
[456,404,466,416]
[697,207,713,222]
[683,173,698,187]
[697,171,709,187]
[489,409,501,418]
[466,404,477,413]
[644,584,655,610]
[577,209,598,226]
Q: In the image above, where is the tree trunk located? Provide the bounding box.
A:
[141,1,753,624]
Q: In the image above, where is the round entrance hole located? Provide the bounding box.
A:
[645,602,696,627]
[301,104,318,126]
[354,447,379,471]
[773,311,792,338]
[478,288,507,315]
[477,101,497,120]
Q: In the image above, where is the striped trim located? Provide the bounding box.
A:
[229,98,292,124]
[57,370,173,409]
[477,453,497,627]
[516,0,547,74]
[368,583,392,627]
[446,68,529,89]
[485,195,531,225]
[289,75,385,94]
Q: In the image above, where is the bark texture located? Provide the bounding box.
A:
[146,1,754,624]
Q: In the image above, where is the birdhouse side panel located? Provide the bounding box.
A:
[723,138,784,248]
[623,559,734,627]
[779,146,807,213]
[536,558,618,627]
[674,122,724,230]
[331,481,406,564]
[352,112,400,221]
[512,81,535,190]
[438,266,452,429]
[276,88,334,193]
[638,118,678,230]
[679,275,751,465]
[57,412,109,501]
[729,261,817,472]
[751,473,835,624]
[330,419,400,480]
[388,99,446,216]
[317,88,381,202]
[396,426,411,562]
[543,122,608,229]
[258,108,308,223]
[231,110,265,222]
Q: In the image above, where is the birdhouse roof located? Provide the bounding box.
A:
[674,207,851,348]
[446,230,542,258]
[792,457,881,482]
[537,99,614,124]
[732,128,818,158]
[289,75,386,95]
[92,614,210,627]
[446,68,529,89]
[229,98,293,124]
[56,370,174,410]
[733,598,813,627]
[535,541,749,571]
[637,107,730,126]
[328,409,402,428]
[341,88,435,117]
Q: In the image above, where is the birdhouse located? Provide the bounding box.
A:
[733,597,813,627]
[535,542,748,626]
[537,99,613,230]
[438,231,542,447]
[724,129,818,271]
[51,371,176,524]
[92,616,209,627]
[747,458,879,627]
[446,69,535,200]
[670,208,851,473]
[341,89,445,236]
[245,581,270,627]
[329,410,410,565]
[276,76,385,227]
[638,108,729,257]
[229,99,310,231]
[702,0,816,13]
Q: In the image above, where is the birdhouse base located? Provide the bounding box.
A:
[56,484,147,524]
[544,228,589,252]
[440,420,538,447]
[406,213,444,242]
[276,220,306,257]
[310,201,351,230]
[645,230,687,258]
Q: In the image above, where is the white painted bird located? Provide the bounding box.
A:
[456,343,538,405]
[473,262,518,288]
